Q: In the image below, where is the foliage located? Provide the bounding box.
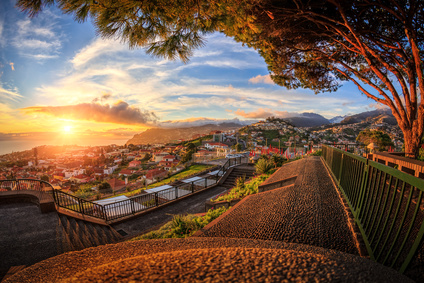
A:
[309,150,322,157]
[232,143,242,152]
[116,164,213,197]
[255,157,274,174]
[356,130,394,151]
[141,153,152,162]
[18,0,424,156]
[131,206,229,240]
[270,154,286,168]
[98,181,112,193]
[214,174,268,202]
[75,185,96,199]
[418,147,424,162]
[40,175,49,182]
[179,142,197,164]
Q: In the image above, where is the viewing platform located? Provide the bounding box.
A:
[3,156,416,282]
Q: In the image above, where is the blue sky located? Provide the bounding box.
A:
[0,0,379,142]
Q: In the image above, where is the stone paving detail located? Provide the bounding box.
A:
[5,157,416,282]
[6,238,412,283]
[196,157,359,255]
[0,203,60,277]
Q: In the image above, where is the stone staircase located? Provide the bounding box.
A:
[57,214,123,253]
[220,165,256,189]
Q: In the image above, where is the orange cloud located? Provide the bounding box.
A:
[248,74,274,85]
[21,101,157,125]
[234,108,275,118]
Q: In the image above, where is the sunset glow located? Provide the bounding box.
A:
[0,1,375,154]
[63,125,72,134]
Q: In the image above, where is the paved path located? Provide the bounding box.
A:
[195,157,359,255]
[4,157,416,282]
[6,238,412,283]
[0,203,60,278]
[112,184,229,237]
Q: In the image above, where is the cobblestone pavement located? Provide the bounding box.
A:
[6,238,412,283]
[6,157,415,282]
[0,203,60,278]
[196,157,359,255]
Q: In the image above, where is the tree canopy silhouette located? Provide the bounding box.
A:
[17,0,424,157]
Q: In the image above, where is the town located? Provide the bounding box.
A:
[0,116,404,202]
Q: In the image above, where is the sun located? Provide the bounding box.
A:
[63,125,72,134]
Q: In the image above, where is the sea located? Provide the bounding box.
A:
[0,139,129,155]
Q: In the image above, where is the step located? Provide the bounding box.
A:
[76,220,95,249]
[94,225,110,245]
[85,223,102,247]
[2,265,26,282]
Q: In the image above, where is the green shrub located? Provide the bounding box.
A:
[255,158,274,174]
[131,206,229,240]
[214,174,268,202]
[310,150,322,156]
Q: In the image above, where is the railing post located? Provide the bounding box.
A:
[79,200,85,214]
[338,154,344,182]
[356,159,369,216]
[103,206,108,221]
[52,189,57,204]
[131,200,135,214]
[155,192,159,206]
[191,181,194,193]
[175,187,178,199]
[205,177,207,188]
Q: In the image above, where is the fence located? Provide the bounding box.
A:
[0,179,54,203]
[53,189,108,220]
[322,145,424,274]
[0,156,248,222]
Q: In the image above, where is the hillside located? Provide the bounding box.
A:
[340,109,396,125]
[126,123,241,145]
[283,113,330,127]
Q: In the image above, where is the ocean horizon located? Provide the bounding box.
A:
[0,138,129,156]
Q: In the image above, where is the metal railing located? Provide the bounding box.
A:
[103,174,221,221]
[0,156,248,222]
[0,179,54,202]
[53,189,108,219]
[322,145,424,274]
[216,156,247,179]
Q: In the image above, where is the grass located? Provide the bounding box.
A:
[212,173,270,203]
[149,164,214,189]
[130,206,229,240]
[112,164,214,198]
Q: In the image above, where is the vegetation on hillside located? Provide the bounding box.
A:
[130,206,229,239]
[115,164,214,198]
[213,174,269,203]
[356,130,394,151]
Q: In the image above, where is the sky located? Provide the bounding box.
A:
[0,0,379,147]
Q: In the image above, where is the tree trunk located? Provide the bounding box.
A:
[402,128,421,159]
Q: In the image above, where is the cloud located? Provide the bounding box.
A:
[248,74,274,85]
[71,38,127,68]
[0,83,22,101]
[0,19,4,47]
[12,18,63,60]
[9,63,14,71]
[368,103,390,111]
[92,93,113,103]
[234,108,275,119]
[21,101,158,125]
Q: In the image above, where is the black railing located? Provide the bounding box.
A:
[0,179,54,202]
[0,157,247,222]
[53,189,107,220]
